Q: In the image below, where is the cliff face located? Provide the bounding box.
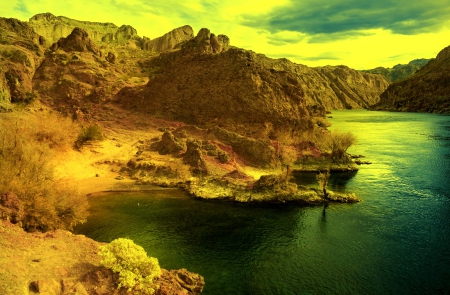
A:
[0,17,45,106]
[28,13,141,47]
[143,25,194,52]
[242,56,389,110]
[371,45,450,114]
[361,59,431,82]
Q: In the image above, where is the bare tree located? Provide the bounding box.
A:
[324,130,356,160]
[316,170,330,199]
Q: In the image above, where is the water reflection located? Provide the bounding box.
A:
[293,171,357,193]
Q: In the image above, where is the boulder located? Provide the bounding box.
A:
[183,139,208,176]
[156,268,205,295]
[106,51,116,64]
[152,131,186,155]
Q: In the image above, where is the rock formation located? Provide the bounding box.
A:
[0,17,45,105]
[143,25,194,52]
[29,13,141,47]
[50,27,101,55]
[371,45,450,114]
[361,58,431,82]
[181,28,230,54]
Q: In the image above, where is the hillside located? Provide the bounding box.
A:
[0,17,46,110]
[25,13,388,112]
[371,45,450,114]
[361,59,431,83]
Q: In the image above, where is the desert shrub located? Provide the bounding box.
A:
[0,115,88,231]
[322,130,356,160]
[217,150,230,163]
[313,117,332,128]
[99,238,162,294]
[33,112,77,150]
[76,124,104,146]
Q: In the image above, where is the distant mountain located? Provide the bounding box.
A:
[371,46,450,114]
[361,59,431,83]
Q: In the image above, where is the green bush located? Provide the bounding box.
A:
[99,238,162,294]
[76,124,104,146]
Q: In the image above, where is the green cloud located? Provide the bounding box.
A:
[241,0,450,40]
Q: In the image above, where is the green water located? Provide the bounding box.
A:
[74,110,450,294]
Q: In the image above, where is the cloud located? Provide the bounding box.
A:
[14,0,30,14]
[264,30,305,46]
[241,0,450,41]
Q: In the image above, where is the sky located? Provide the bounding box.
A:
[2,0,450,69]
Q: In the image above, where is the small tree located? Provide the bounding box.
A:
[324,130,356,160]
[279,146,298,181]
[316,170,330,199]
[99,238,162,294]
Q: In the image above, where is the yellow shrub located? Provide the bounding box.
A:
[99,238,162,294]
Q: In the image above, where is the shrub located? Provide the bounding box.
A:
[323,130,356,160]
[99,238,162,294]
[217,150,230,163]
[0,115,88,231]
[76,124,104,146]
[316,170,330,199]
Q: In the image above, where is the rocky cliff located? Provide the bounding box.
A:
[0,17,45,108]
[143,25,194,52]
[361,59,431,82]
[371,45,450,114]
[33,27,152,118]
[28,13,141,47]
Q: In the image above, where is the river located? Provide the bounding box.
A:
[74,110,450,295]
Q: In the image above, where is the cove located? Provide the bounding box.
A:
[74,110,450,295]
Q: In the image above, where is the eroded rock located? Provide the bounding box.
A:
[50,27,101,56]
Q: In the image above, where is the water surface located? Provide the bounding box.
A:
[74,110,450,294]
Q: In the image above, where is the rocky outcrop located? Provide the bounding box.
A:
[152,131,186,155]
[371,45,450,114]
[181,28,230,54]
[101,24,140,46]
[29,13,141,47]
[361,59,431,82]
[213,127,278,168]
[156,269,205,295]
[143,25,194,52]
[183,139,208,176]
[50,27,101,55]
[0,17,46,104]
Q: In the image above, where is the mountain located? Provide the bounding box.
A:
[371,45,450,114]
[0,17,46,109]
[28,12,142,47]
[361,59,431,82]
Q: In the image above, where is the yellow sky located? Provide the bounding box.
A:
[2,0,449,69]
